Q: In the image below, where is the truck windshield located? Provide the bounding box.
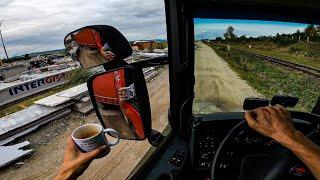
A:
[193,18,320,114]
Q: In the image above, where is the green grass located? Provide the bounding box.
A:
[230,42,320,69]
[233,45,320,69]
[210,45,320,112]
[0,68,93,118]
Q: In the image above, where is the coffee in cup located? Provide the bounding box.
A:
[71,123,119,152]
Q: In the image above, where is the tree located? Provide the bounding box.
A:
[238,35,247,42]
[304,24,317,38]
[224,26,237,40]
[24,54,30,60]
[215,37,223,41]
[317,25,320,35]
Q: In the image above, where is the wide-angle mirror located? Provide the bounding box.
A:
[64,25,133,69]
[87,65,151,140]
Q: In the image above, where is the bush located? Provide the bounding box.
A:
[67,68,93,86]
[154,42,168,49]
[219,46,228,52]
[288,43,320,58]
[273,38,297,46]
[288,46,299,53]
[213,47,319,112]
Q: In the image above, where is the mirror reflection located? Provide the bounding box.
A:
[91,68,146,140]
[64,27,115,69]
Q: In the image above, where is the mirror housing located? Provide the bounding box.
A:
[270,95,299,107]
[243,97,270,110]
[64,25,132,69]
[87,65,151,140]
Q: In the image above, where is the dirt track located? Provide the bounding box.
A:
[193,42,260,113]
[0,67,169,180]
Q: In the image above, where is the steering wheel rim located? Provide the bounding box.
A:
[210,112,319,180]
[211,120,246,180]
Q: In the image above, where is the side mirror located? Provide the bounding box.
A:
[64,25,132,69]
[270,95,299,107]
[87,65,151,140]
[243,97,270,110]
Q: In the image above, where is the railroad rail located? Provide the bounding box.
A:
[233,48,320,77]
[209,43,320,78]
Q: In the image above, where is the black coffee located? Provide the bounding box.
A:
[77,129,99,139]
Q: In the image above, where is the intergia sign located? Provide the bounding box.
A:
[0,70,69,107]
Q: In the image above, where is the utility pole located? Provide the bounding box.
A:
[0,20,9,61]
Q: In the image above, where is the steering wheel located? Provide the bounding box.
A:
[211,112,320,180]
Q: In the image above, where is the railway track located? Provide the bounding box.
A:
[209,43,320,78]
[233,48,320,77]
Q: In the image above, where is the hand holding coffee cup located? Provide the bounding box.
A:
[71,123,120,152]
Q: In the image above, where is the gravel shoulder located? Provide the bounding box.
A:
[0,66,169,180]
[193,42,260,113]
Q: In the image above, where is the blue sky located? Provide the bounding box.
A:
[194,18,308,40]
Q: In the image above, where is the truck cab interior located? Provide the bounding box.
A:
[128,1,320,179]
[65,0,320,179]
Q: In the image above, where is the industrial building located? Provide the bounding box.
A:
[131,40,156,51]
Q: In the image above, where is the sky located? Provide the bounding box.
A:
[194,18,308,40]
[0,0,166,57]
[0,0,310,58]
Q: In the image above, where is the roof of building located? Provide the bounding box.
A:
[133,40,155,44]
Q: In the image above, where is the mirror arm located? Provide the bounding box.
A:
[148,129,164,147]
[131,56,168,68]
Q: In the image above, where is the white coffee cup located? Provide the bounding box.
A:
[71,123,120,152]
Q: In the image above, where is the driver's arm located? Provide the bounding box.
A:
[244,105,320,179]
[54,137,108,180]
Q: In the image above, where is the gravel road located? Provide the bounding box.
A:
[193,42,260,113]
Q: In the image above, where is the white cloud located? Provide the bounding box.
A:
[195,21,306,40]
[0,0,166,57]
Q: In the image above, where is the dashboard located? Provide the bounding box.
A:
[190,112,318,179]
[137,111,320,180]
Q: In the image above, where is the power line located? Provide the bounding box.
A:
[0,20,9,60]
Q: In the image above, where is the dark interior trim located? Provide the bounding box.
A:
[188,1,320,25]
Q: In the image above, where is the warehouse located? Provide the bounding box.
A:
[131,40,156,51]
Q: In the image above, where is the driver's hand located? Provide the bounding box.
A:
[54,136,109,180]
[244,105,297,145]
[100,49,115,61]
[118,87,127,102]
